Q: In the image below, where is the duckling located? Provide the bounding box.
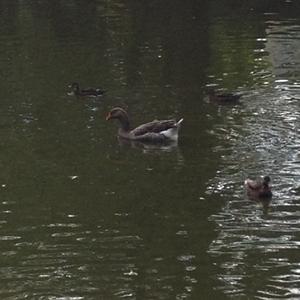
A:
[208,89,242,103]
[68,82,105,97]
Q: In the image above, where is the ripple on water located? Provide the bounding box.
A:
[45,219,193,299]
[207,71,300,298]
[0,221,150,299]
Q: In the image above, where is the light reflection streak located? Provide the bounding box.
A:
[208,19,300,298]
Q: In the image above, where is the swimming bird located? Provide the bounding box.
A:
[208,89,242,103]
[68,82,105,97]
[106,107,183,143]
[244,176,272,199]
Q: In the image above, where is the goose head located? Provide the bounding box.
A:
[106,107,130,131]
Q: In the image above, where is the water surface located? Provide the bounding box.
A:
[0,1,299,299]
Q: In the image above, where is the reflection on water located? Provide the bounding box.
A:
[0,1,300,299]
[118,136,181,152]
[208,16,300,299]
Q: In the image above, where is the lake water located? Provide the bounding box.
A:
[0,1,300,299]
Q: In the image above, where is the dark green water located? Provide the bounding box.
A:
[0,1,300,299]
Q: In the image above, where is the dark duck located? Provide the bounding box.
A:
[244,176,272,199]
[208,89,242,103]
[106,107,183,143]
[68,82,105,97]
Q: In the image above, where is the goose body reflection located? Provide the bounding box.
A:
[118,136,179,152]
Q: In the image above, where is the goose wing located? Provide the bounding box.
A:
[131,119,177,137]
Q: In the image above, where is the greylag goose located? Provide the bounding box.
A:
[68,82,105,97]
[244,176,272,199]
[106,107,183,143]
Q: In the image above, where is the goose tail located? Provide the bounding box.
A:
[177,118,184,127]
[161,118,183,141]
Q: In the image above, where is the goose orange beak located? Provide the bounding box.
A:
[106,112,111,120]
